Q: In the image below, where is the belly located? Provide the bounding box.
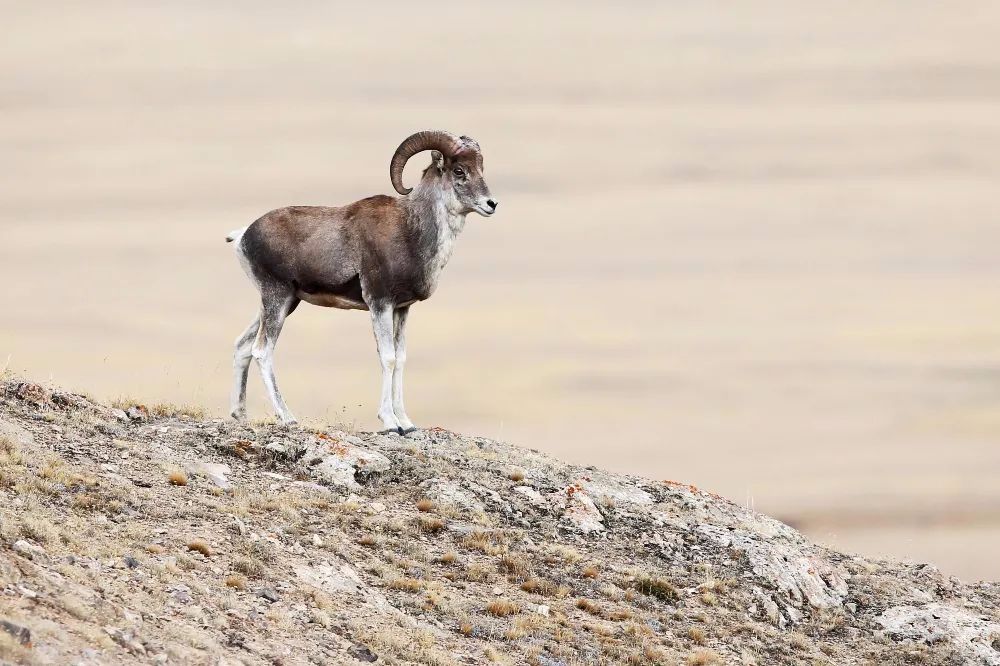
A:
[296,290,368,310]
[295,273,367,310]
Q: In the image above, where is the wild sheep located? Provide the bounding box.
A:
[227,130,498,432]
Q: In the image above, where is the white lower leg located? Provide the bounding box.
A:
[391,307,413,430]
[391,361,413,430]
[372,306,402,432]
[230,348,253,419]
[230,318,259,420]
[255,345,297,425]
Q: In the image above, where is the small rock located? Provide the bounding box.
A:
[302,435,390,488]
[312,534,323,547]
[12,540,47,562]
[13,381,49,405]
[111,409,129,422]
[257,588,280,603]
[170,586,192,604]
[125,405,148,422]
[186,462,232,490]
[536,604,550,616]
[104,626,146,654]
[513,485,546,508]
[369,501,387,514]
[0,619,31,646]
[348,645,378,663]
[123,556,140,569]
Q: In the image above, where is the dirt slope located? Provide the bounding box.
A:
[0,377,997,665]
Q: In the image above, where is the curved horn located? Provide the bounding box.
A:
[389,130,462,195]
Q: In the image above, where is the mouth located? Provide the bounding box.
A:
[475,205,496,217]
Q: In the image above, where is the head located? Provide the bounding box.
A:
[389,130,498,217]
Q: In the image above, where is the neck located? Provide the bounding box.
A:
[404,181,468,290]
[408,180,467,233]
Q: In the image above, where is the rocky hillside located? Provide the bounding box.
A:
[0,376,998,665]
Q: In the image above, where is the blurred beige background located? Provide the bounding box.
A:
[3,2,1000,580]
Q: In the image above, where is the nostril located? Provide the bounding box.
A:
[487,199,497,210]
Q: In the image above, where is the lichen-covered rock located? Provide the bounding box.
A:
[878,603,1000,665]
[185,461,233,489]
[697,523,848,609]
[550,484,605,533]
[419,477,484,513]
[300,432,390,488]
[577,474,653,507]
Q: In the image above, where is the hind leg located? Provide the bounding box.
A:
[253,285,299,426]
[230,315,260,420]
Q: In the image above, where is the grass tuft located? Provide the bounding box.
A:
[167,470,188,486]
[485,599,520,617]
[186,539,212,557]
[635,574,679,601]
[225,574,247,591]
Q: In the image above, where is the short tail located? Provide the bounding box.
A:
[226,226,247,244]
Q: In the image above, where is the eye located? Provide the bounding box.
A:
[452,167,464,177]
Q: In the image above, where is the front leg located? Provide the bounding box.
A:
[370,304,403,434]
[392,305,415,432]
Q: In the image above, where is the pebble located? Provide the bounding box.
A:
[12,540,47,562]
[257,588,281,603]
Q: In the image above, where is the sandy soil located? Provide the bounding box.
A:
[2,2,1000,580]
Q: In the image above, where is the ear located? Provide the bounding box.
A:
[430,150,444,173]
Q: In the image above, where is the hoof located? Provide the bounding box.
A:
[401,427,418,435]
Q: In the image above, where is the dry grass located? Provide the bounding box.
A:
[146,544,166,554]
[167,470,188,486]
[688,627,706,644]
[435,551,458,565]
[358,534,379,548]
[520,578,566,597]
[225,575,247,591]
[388,577,425,593]
[505,614,548,640]
[416,498,437,513]
[461,531,506,556]
[498,554,530,580]
[151,402,206,419]
[544,543,582,564]
[576,598,602,616]
[186,539,212,556]
[19,513,59,543]
[232,557,264,578]
[508,469,525,482]
[581,564,600,579]
[485,599,520,617]
[418,516,445,533]
[687,649,722,666]
[635,574,680,601]
[464,563,493,582]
